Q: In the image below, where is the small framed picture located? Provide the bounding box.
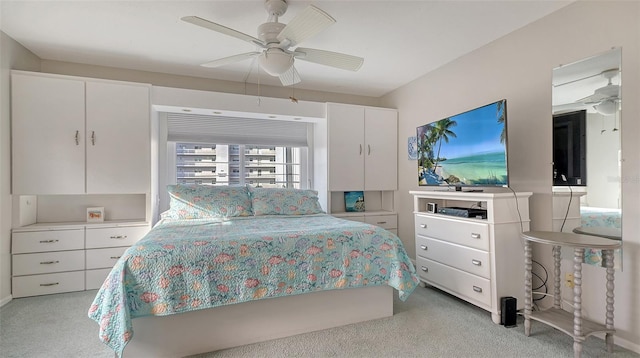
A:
[344,191,365,212]
[87,207,104,222]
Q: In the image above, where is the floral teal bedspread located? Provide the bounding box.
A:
[89,215,418,356]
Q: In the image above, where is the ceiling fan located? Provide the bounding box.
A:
[553,68,621,115]
[181,0,364,86]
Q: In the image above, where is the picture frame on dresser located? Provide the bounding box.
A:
[86,207,104,222]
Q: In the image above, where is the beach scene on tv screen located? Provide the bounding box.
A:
[417,101,507,186]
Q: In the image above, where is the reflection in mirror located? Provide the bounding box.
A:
[552,48,622,268]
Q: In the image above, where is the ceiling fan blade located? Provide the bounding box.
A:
[294,47,364,71]
[181,16,265,47]
[201,52,260,68]
[276,5,335,47]
[279,66,301,86]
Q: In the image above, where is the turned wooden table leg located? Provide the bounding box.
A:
[573,248,585,358]
[553,245,561,309]
[604,249,615,353]
[524,239,532,336]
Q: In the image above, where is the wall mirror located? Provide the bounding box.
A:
[552,48,622,267]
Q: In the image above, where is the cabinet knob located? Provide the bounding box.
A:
[421,266,428,272]
[471,233,481,239]
[110,235,128,239]
[39,282,59,287]
[40,260,59,265]
[368,144,371,155]
[110,256,121,260]
[420,224,427,229]
[39,239,59,244]
[376,221,387,225]
[472,259,482,266]
[420,245,428,251]
[75,130,80,145]
[359,144,363,155]
[91,131,96,145]
[473,286,483,293]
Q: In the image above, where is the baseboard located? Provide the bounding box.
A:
[613,335,640,355]
[0,294,13,307]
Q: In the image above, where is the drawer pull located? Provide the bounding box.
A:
[470,233,481,239]
[40,260,59,265]
[420,224,427,228]
[420,245,428,251]
[110,235,128,239]
[376,221,387,224]
[472,259,482,266]
[110,256,121,260]
[39,240,59,244]
[420,266,428,272]
[39,282,59,287]
[473,286,483,293]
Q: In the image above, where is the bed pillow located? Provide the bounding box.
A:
[248,187,325,216]
[165,185,253,219]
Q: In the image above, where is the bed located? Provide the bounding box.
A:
[89,185,419,357]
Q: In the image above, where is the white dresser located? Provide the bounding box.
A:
[410,190,532,324]
[11,222,150,298]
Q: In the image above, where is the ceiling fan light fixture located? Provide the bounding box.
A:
[594,99,618,116]
[259,48,294,76]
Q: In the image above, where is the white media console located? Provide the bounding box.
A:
[410,190,532,324]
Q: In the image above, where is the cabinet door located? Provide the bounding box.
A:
[85,81,150,193]
[364,108,397,190]
[328,103,364,190]
[11,73,85,194]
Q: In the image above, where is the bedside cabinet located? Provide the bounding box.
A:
[11,222,150,297]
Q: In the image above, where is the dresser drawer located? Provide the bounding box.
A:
[12,229,84,254]
[416,256,491,308]
[364,214,397,230]
[415,214,489,251]
[86,247,128,269]
[416,236,491,279]
[12,271,85,298]
[86,225,149,249]
[13,250,85,276]
[86,268,112,290]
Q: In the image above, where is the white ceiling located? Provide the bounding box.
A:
[1,1,574,97]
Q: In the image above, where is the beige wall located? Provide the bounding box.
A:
[0,32,40,304]
[382,1,639,352]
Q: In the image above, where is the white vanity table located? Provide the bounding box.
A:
[521,231,621,358]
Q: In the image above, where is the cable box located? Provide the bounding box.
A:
[437,206,487,219]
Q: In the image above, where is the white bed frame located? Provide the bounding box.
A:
[123,285,393,357]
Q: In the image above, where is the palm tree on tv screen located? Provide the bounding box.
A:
[432,118,457,180]
[497,100,506,144]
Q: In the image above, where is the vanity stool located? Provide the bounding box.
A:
[521,231,621,358]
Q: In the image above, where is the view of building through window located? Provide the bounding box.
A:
[176,143,301,188]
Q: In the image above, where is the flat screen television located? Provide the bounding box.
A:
[417,99,508,188]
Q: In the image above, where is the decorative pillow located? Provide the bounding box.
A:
[165,185,253,220]
[248,187,325,216]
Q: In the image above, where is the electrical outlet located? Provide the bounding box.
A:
[565,273,574,288]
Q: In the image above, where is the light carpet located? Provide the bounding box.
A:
[0,286,637,358]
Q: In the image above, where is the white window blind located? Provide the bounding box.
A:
[166,113,310,147]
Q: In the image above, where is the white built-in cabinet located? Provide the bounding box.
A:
[325,103,398,232]
[10,71,152,297]
[328,103,397,191]
[11,71,150,195]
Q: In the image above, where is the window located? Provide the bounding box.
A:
[175,143,302,188]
